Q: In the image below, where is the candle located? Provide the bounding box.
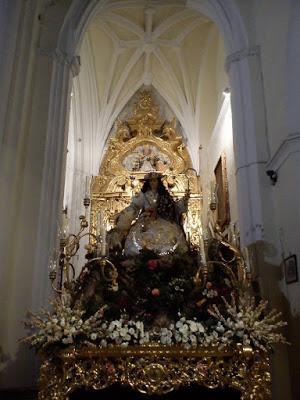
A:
[101,220,107,257]
[96,208,107,257]
[97,209,103,235]
[243,247,251,271]
[85,175,90,198]
[101,239,106,257]
[61,211,69,239]
[208,221,215,238]
[231,223,237,247]
[200,228,207,265]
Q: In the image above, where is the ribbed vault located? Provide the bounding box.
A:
[68,0,228,173]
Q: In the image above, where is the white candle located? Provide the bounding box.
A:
[243,247,251,271]
[85,175,90,198]
[230,223,237,246]
[97,210,103,234]
[101,240,106,257]
[208,221,215,238]
[61,211,69,239]
[200,228,207,265]
[101,220,107,257]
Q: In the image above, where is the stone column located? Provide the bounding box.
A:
[0,0,79,389]
[227,46,292,400]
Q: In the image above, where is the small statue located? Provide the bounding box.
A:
[108,172,190,256]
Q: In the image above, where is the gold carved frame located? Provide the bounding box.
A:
[90,91,202,248]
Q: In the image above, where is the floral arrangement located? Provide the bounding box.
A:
[73,250,232,326]
[22,299,106,349]
[207,291,288,351]
[22,247,287,353]
[22,292,287,352]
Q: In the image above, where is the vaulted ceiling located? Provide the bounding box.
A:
[69,0,228,177]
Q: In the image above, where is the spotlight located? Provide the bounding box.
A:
[266,170,278,185]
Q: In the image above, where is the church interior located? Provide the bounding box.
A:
[0,1,300,399]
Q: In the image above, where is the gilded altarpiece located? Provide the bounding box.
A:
[90,91,202,249]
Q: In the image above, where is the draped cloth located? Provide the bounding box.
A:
[112,190,188,256]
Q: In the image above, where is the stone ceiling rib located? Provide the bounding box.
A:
[106,1,186,11]
[152,9,195,39]
[72,0,228,174]
[108,47,144,106]
[153,47,187,111]
[176,18,207,44]
[100,21,120,45]
[102,12,145,38]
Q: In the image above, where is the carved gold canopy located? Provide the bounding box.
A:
[90,90,202,247]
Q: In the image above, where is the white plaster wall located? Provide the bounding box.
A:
[253,0,290,156]
[275,151,300,315]
[200,96,238,231]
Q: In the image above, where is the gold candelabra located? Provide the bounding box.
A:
[48,196,118,296]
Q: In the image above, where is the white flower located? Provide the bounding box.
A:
[235,321,245,329]
[110,331,119,339]
[62,336,73,344]
[189,321,198,332]
[179,324,188,334]
[120,327,128,337]
[216,323,225,333]
[197,322,205,333]
[190,334,197,343]
[90,333,97,341]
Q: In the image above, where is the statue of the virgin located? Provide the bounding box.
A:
[109,172,189,256]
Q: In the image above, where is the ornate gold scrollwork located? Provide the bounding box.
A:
[38,345,271,399]
[90,90,203,248]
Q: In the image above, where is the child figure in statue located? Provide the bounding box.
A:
[109,172,189,256]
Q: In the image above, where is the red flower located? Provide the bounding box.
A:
[148,259,159,270]
[151,288,160,296]
[106,362,115,375]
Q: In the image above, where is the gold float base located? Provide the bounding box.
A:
[38,344,271,399]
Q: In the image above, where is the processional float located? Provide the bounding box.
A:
[23,91,286,399]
